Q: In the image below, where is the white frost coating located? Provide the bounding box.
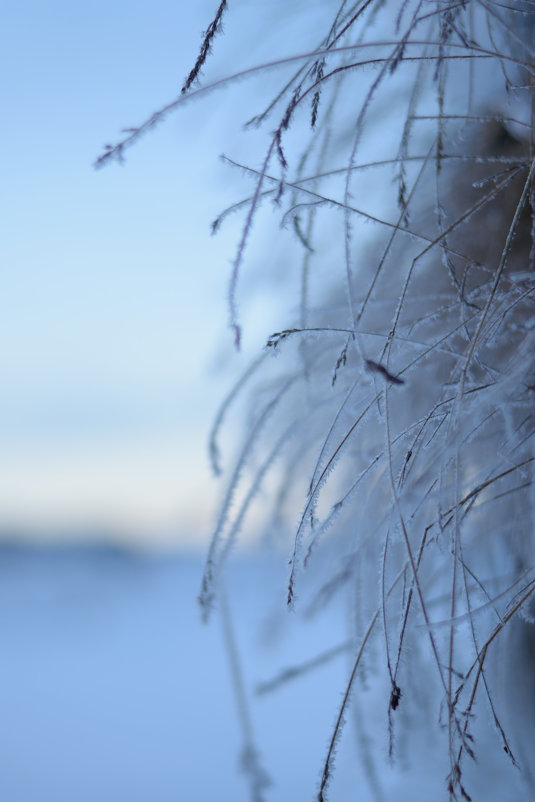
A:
[194,1,535,792]
[99,0,535,798]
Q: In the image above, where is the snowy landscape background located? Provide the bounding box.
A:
[3,1,535,799]
[4,541,531,801]
[0,543,354,801]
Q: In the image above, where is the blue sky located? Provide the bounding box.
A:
[0,0,336,546]
[0,1,253,544]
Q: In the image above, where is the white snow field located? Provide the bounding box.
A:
[1,542,533,802]
[0,543,352,802]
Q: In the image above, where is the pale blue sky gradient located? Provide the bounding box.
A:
[0,0,334,545]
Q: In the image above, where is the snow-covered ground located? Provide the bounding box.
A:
[2,541,533,802]
[0,542,355,802]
